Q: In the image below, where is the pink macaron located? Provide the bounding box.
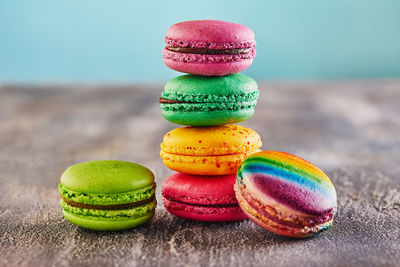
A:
[161,173,247,222]
[162,20,256,76]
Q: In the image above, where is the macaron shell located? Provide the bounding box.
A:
[162,48,256,65]
[238,151,337,214]
[60,160,155,194]
[166,20,255,46]
[161,125,262,156]
[247,172,334,215]
[163,73,258,97]
[62,210,154,231]
[162,197,247,222]
[161,109,255,126]
[161,149,260,175]
[59,183,155,206]
[163,56,254,76]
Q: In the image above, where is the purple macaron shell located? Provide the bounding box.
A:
[250,173,335,217]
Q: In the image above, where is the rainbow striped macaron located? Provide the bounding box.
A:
[234,151,337,238]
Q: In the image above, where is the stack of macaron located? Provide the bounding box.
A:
[56,19,338,237]
[159,20,262,222]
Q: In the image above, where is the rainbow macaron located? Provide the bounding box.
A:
[162,173,247,222]
[163,20,256,76]
[234,151,337,238]
[159,74,259,126]
[59,160,156,231]
[160,125,262,175]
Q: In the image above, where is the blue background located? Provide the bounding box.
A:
[1,0,399,83]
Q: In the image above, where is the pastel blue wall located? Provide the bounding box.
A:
[1,0,399,83]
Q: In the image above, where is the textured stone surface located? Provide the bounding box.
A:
[0,81,399,266]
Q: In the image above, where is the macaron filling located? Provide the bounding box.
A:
[162,196,239,208]
[165,37,256,50]
[58,183,156,206]
[61,194,156,210]
[160,149,261,164]
[159,91,258,112]
[160,100,256,112]
[161,90,259,103]
[162,48,256,63]
[60,199,156,220]
[162,196,243,216]
[166,47,253,55]
[161,138,262,156]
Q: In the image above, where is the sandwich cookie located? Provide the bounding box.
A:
[160,74,259,126]
[59,160,156,231]
[162,173,247,222]
[160,125,262,175]
[235,151,337,238]
[163,20,256,76]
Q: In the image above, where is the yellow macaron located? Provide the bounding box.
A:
[160,125,262,175]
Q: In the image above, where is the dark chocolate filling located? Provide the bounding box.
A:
[166,47,253,55]
[165,197,239,208]
[61,194,155,210]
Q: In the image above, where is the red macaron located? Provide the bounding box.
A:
[161,173,247,222]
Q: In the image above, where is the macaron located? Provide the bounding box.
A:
[59,160,156,231]
[160,125,262,175]
[162,173,247,222]
[234,151,337,238]
[159,74,259,126]
[163,20,256,76]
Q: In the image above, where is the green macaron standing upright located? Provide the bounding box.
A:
[159,74,259,126]
[59,160,156,231]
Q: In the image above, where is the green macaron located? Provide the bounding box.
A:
[59,160,156,231]
[159,74,259,126]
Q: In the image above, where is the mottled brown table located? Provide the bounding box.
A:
[1,80,399,267]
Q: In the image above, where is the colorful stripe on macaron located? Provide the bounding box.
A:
[237,151,337,215]
[235,151,337,238]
